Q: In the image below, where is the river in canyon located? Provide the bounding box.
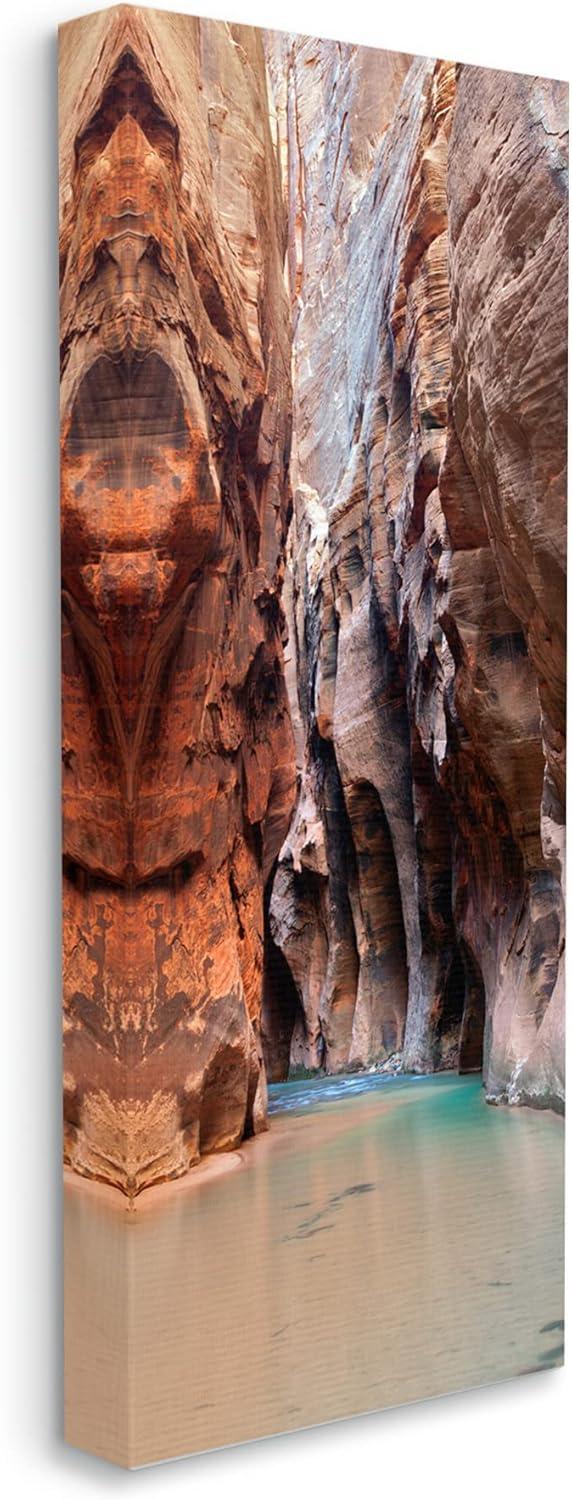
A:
[64,1073,564,1468]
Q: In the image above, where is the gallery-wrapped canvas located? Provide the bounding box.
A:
[59,4,567,1468]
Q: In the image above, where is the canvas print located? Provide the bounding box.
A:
[59,3,567,1468]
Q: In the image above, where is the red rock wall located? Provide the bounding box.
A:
[60,14,567,1194]
[262,41,567,1111]
[60,7,295,1192]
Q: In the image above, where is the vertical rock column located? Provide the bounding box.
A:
[59,7,295,1192]
[443,67,567,1106]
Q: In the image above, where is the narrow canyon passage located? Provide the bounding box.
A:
[60,9,566,1194]
[262,37,566,1114]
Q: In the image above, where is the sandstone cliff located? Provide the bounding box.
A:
[60,12,567,1194]
[262,40,567,1112]
[60,6,295,1191]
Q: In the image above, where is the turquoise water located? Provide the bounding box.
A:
[268,1067,447,1112]
[65,1072,564,1466]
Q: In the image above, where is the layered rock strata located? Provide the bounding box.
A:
[262,40,567,1111]
[60,6,295,1191]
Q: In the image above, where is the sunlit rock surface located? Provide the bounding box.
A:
[262,40,567,1112]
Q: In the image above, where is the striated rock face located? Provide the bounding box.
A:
[59,6,295,1191]
[445,70,567,1106]
[60,11,567,1193]
[262,40,567,1110]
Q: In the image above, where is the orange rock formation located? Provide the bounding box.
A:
[60,11,567,1194]
[60,7,295,1191]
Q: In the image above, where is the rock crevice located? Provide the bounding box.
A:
[262,42,566,1111]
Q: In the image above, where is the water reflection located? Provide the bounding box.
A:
[65,1074,564,1467]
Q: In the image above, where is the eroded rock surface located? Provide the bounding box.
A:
[60,12,567,1195]
[263,40,567,1111]
[60,6,295,1191]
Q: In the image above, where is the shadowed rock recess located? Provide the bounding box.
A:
[60,9,567,1192]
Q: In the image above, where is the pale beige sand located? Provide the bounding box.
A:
[64,1075,564,1467]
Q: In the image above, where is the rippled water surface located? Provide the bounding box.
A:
[65,1074,564,1467]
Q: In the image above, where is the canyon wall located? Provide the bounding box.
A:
[60,10,567,1194]
[60,6,295,1192]
[262,40,567,1110]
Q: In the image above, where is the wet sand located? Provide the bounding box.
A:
[64,1073,564,1467]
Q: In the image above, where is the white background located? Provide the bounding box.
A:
[0,1,569,1495]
